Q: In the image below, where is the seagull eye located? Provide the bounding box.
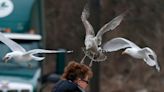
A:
[6,57,9,59]
[148,55,155,60]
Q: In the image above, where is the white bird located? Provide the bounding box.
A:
[103,37,160,72]
[80,5,125,66]
[0,32,72,64]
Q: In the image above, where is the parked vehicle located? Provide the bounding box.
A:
[0,0,44,91]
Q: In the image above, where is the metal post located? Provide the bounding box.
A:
[56,49,66,75]
[38,0,45,83]
[89,0,100,92]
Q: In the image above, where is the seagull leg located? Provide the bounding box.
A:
[81,47,88,64]
[80,54,87,64]
[89,54,95,67]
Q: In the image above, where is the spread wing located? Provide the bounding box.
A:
[81,4,95,36]
[24,49,72,55]
[96,12,126,45]
[0,32,26,52]
[103,37,140,52]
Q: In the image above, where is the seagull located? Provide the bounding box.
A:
[103,37,160,72]
[0,32,72,64]
[80,5,125,66]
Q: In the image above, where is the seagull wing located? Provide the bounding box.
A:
[81,4,95,36]
[140,47,160,71]
[24,49,72,55]
[96,12,125,45]
[0,32,26,52]
[103,37,140,52]
[31,55,45,61]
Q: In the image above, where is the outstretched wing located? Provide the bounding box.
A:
[0,32,26,52]
[141,47,160,71]
[81,4,95,36]
[96,12,126,45]
[24,49,72,55]
[103,37,140,52]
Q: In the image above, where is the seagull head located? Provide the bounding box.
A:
[122,48,131,55]
[85,42,92,50]
[122,48,138,59]
[3,53,13,63]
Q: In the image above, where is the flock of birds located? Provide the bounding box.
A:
[0,5,160,72]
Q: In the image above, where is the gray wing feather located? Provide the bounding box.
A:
[96,12,125,44]
[103,37,140,52]
[81,4,95,36]
[0,32,26,52]
[24,49,71,55]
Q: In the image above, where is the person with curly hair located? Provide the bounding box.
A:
[52,61,93,92]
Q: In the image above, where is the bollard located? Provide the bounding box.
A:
[56,49,66,75]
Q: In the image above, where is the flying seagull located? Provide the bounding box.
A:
[103,37,160,72]
[0,32,72,64]
[80,5,125,66]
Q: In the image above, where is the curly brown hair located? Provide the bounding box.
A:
[61,61,93,81]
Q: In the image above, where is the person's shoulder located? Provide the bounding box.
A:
[52,80,82,92]
[57,80,77,89]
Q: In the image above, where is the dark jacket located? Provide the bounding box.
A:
[52,80,82,92]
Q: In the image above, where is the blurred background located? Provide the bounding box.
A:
[0,0,164,92]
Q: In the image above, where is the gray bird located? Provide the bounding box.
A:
[0,32,72,65]
[103,37,160,72]
[80,5,125,66]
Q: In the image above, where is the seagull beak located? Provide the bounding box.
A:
[3,57,9,63]
[122,52,126,55]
